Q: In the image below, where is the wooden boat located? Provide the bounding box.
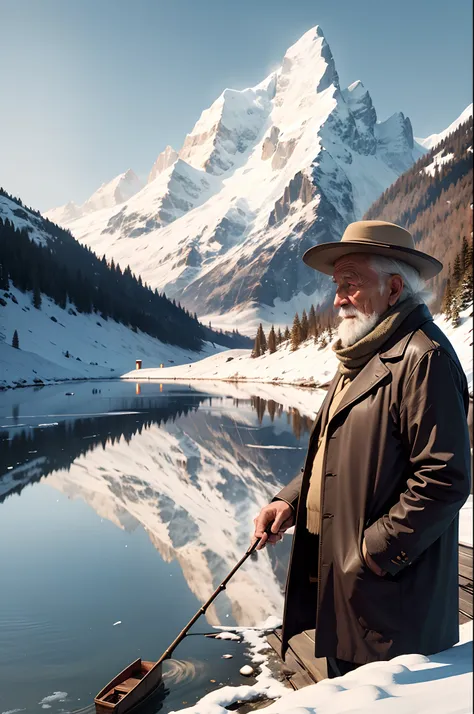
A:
[94,658,162,713]
[95,530,268,713]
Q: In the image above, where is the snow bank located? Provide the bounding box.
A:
[173,618,287,714]
[171,622,473,714]
[124,305,473,391]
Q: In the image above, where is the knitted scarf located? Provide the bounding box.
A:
[332,297,422,379]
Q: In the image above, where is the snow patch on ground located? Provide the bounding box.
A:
[422,150,455,176]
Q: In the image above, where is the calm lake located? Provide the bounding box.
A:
[0,380,322,714]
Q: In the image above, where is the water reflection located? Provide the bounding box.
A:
[0,382,315,630]
[0,381,322,713]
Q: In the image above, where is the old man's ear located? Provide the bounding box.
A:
[388,274,404,306]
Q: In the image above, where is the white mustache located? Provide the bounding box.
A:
[339,306,361,319]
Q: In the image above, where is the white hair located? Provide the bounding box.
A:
[369,255,431,304]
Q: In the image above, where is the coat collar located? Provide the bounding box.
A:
[379,303,433,360]
[326,303,433,427]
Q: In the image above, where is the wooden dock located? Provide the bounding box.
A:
[268,543,473,689]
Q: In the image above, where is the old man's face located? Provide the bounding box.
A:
[332,254,402,347]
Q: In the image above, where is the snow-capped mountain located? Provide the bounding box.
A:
[416,103,473,151]
[47,26,424,333]
[46,169,143,226]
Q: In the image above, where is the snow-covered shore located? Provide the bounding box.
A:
[170,620,473,714]
[123,306,473,392]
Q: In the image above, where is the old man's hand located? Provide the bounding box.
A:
[253,501,295,551]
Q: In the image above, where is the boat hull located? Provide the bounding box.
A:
[95,659,163,714]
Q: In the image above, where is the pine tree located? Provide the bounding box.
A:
[12,330,19,349]
[441,277,453,318]
[308,305,317,337]
[451,293,461,326]
[33,284,42,309]
[291,313,302,351]
[453,254,463,288]
[0,262,8,290]
[251,328,261,358]
[258,323,267,353]
[457,238,473,310]
[461,236,470,274]
[277,328,283,346]
[300,309,309,342]
[284,326,290,342]
[268,325,277,354]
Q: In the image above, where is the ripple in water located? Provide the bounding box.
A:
[162,658,204,686]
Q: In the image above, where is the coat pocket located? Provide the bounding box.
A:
[349,564,402,634]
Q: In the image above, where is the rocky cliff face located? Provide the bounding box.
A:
[46,26,424,333]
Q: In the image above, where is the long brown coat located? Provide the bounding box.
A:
[276,304,471,665]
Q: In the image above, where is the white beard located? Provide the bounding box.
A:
[337,307,379,348]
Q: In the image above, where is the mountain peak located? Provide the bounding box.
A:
[279,25,339,94]
[148,145,179,183]
[47,25,422,328]
[45,169,143,226]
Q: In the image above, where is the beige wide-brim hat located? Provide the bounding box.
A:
[303,220,443,280]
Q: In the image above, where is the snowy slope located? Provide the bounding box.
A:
[0,193,226,390]
[45,169,143,225]
[416,103,473,150]
[0,284,224,389]
[49,26,422,330]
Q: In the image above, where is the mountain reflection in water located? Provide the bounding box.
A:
[0,380,323,713]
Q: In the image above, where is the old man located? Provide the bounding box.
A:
[253,220,471,678]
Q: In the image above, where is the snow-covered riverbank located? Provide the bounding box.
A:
[123,306,473,392]
[172,620,473,714]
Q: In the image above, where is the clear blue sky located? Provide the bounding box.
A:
[0,0,472,212]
